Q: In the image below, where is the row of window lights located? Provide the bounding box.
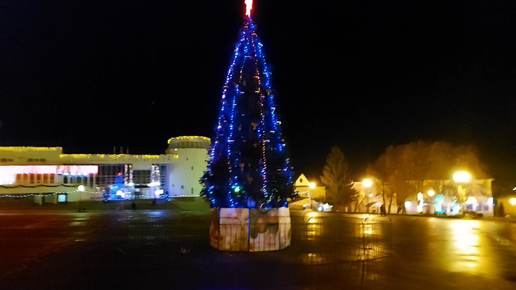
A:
[14,174,168,187]
[16,174,56,184]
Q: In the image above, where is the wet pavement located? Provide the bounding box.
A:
[1,211,516,289]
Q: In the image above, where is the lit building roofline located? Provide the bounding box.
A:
[167,136,211,144]
[0,147,63,152]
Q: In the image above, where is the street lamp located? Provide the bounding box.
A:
[363,179,372,213]
[453,171,471,183]
[308,182,315,210]
[78,185,85,212]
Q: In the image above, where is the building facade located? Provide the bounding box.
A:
[290,175,493,216]
[493,196,516,217]
[355,178,493,216]
[0,136,209,204]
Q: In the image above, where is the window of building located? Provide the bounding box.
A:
[29,174,35,184]
[181,185,184,189]
[191,166,194,170]
[57,194,67,203]
[1,158,7,162]
[191,188,194,194]
[40,158,46,162]
[133,170,151,186]
[28,158,33,162]
[16,174,23,183]
[49,174,55,184]
[43,174,49,183]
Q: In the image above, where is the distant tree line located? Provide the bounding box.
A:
[318,140,489,213]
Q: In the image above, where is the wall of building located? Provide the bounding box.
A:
[496,196,516,217]
[0,136,210,202]
[295,185,326,200]
[167,148,209,197]
[165,136,210,197]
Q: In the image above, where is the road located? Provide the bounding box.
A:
[388,215,516,289]
[0,210,515,289]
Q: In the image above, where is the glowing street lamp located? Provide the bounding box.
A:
[428,189,435,197]
[453,171,471,183]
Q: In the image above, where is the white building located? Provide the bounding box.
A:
[0,136,210,204]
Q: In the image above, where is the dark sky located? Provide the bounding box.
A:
[1,0,516,181]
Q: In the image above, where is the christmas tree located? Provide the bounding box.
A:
[201,0,293,209]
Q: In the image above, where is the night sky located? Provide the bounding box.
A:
[1,1,516,182]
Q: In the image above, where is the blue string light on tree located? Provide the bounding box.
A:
[200,0,294,209]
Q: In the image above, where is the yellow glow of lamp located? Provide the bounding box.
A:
[510,198,516,206]
[78,185,85,192]
[428,190,435,196]
[309,182,316,189]
[362,178,372,188]
[453,171,471,183]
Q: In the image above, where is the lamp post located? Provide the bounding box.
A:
[362,179,372,213]
[453,171,471,216]
[78,185,85,212]
[308,182,315,210]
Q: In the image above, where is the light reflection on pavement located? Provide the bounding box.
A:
[449,220,482,271]
[2,211,516,289]
[389,216,516,289]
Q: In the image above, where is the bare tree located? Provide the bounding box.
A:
[372,143,426,213]
[453,145,489,178]
[371,140,490,213]
[369,153,393,213]
[320,146,358,209]
[427,141,455,195]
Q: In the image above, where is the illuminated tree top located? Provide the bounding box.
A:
[245,0,253,17]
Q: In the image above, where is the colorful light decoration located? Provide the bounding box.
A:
[201,0,293,209]
[435,194,444,214]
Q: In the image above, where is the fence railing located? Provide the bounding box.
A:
[104,212,392,263]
